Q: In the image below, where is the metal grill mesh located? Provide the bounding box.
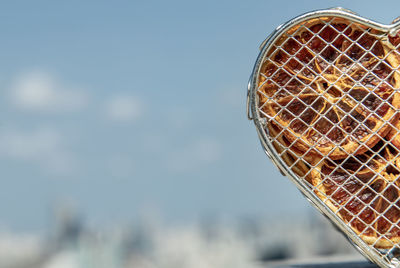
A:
[254,15,400,266]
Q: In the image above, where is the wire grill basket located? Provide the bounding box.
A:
[247,7,400,268]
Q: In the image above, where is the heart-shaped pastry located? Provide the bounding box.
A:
[247,7,400,267]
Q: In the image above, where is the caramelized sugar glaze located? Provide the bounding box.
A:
[258,17,400,248]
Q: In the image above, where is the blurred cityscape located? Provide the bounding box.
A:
[0,208,363,268]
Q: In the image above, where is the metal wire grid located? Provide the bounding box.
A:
[248,8,400,268]
[261,17,400,259]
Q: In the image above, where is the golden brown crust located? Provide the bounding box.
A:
[259,17,400,249]
[310,146,400,249]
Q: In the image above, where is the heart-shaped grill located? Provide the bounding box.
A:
[247,8,400,268]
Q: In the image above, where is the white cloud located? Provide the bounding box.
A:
[166,138,222,173]
[10,71,88,112]
[106,95,143,122]
[0,127,76,175]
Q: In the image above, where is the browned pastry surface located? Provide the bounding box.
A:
[258,18,400,248]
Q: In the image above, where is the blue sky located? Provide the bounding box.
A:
[1,0,400,232]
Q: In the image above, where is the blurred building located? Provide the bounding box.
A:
[0,209,363,268]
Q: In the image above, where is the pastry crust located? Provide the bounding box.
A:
[310,144,400,249]
[258,17,400,248]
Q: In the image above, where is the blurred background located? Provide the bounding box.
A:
[1,0,399,267]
